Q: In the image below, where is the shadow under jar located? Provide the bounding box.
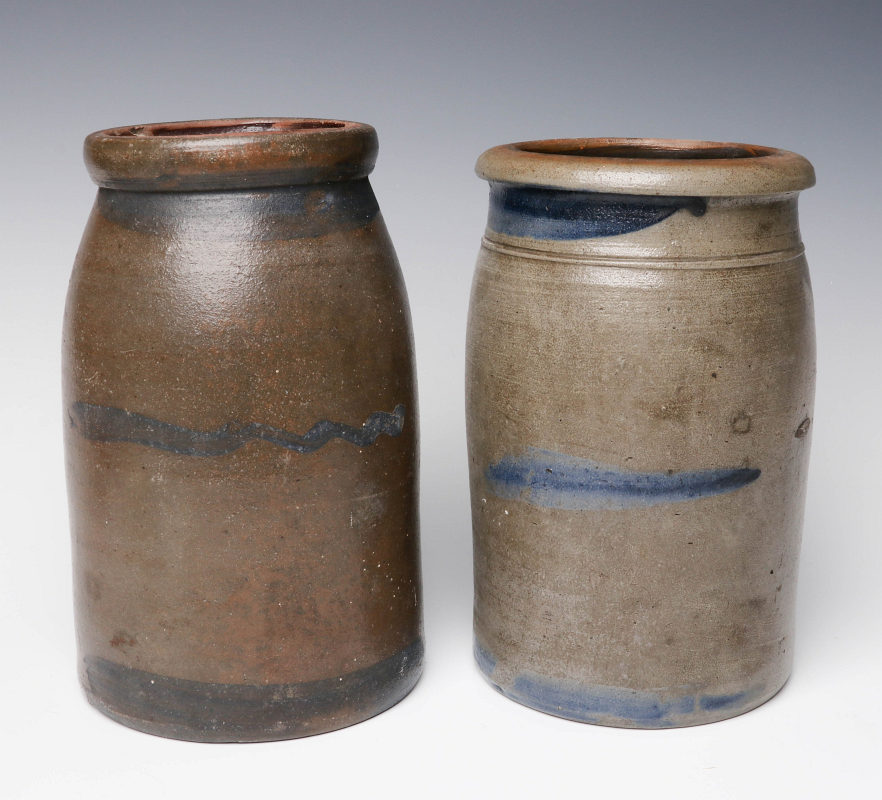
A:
[63,118,422,742]
[466,138,815,728]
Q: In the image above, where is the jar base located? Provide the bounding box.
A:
[475,640,786,729]
[80,638,423,742]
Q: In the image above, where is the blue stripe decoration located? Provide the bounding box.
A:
[98,179,379,241]
[485,447,759,510]
[510,674,695,726]
[473,641,758,726]
[487,182,706,240]
[506,673,753,727]
[70,402,405,457]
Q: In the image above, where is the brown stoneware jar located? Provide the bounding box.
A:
[63,118,422,741]
[467,138,815,727]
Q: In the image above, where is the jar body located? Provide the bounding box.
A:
[467,183,814,727]
[64,175,422,740]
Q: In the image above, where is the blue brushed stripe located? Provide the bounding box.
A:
[508,673,752,727]
[485,447,759,510]
[474,640,758,726]
[69,402,405,457]
[487,183,706,240]
[97,179,379,240]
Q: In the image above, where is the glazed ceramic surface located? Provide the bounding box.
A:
[466,138,815,727]
[63,119,422,741]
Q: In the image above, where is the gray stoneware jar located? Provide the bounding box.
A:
[466,138,815,727]
[64,119,422,741]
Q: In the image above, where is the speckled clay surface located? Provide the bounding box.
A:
[466,138,815,727]
[63,119,422,741]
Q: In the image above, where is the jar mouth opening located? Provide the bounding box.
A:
[515,140,773,161]
[477,137,815,197]
[106,119,349,138]
[85,118,378,191]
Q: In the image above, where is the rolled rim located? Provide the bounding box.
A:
[85,118,378,191]
[476,138,815,196]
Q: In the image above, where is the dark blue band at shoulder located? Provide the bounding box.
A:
[97,179,379,241]
[487,183,706,240]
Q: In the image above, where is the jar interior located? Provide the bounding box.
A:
[518,142,770,160]
[110,120,347,137]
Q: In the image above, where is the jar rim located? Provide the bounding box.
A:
[85,118,378,191]
[476,138,815,196]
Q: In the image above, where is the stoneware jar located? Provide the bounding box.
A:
[466,138,815,727]
[63,118,422,741]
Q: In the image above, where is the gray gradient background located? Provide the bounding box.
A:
[1,1,879,796]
